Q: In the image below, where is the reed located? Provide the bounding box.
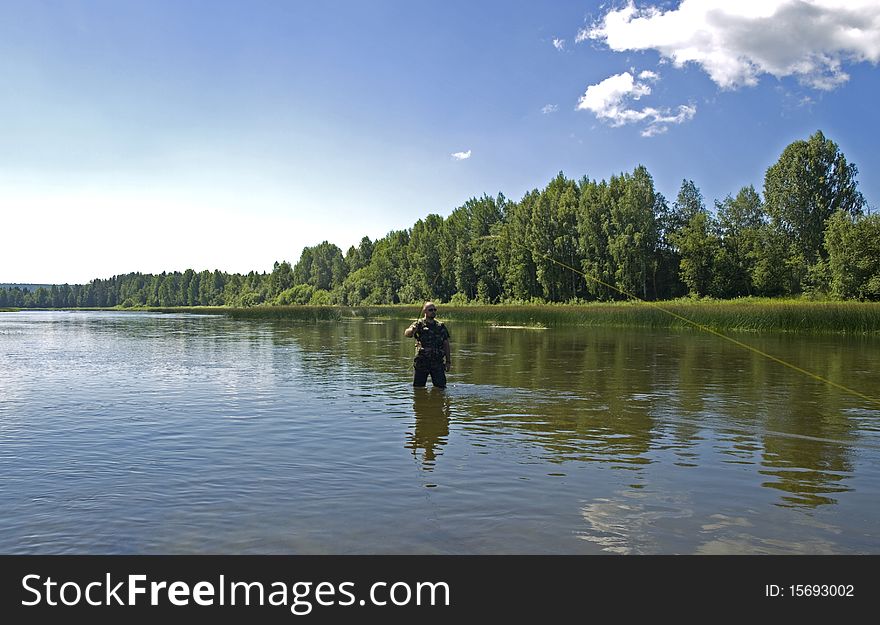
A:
[117,299,880,334]
[117,305,343,321]
[224,305,344,321]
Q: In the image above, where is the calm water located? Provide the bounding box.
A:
[1,311,878,554]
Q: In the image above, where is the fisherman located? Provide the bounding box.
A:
[404,301,451,388]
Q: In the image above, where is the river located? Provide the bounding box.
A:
[1,311,878,553]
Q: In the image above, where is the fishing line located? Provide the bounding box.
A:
[493,236,880,409]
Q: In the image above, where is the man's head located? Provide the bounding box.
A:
[422,301,437,318]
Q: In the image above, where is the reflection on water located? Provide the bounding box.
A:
[1,311,879,554]
[407,388,450,471]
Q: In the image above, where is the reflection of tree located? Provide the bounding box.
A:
[662,335,759,466]
[273,319,412,377]
[746,336,857,508]
[759,400,854,508]
[406,387,450,471]
[265,318,865,505]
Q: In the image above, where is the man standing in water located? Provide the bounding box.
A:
[404,301,451,388]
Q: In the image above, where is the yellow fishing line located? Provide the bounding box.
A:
[520,244,880,409]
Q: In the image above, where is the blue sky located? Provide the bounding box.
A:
[2,0,878,284]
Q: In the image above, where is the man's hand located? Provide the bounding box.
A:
[445,361,451,372]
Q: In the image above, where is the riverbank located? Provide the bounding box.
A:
[10,299,880,333]
[96,298,880,334]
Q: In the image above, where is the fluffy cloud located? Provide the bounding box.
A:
[553,38,565,51]
[578,72,651,116]
[542,103,559,114]
[451,150,472,160]
[586,0,880,90]
[577,71,696,136]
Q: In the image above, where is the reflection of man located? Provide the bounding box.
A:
[407,387,450,470]
[404,301,451,388]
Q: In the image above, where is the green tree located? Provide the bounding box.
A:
[764,130,865,269]
[497,192,539,301]
[670,180,705,236]
[269,261,294,297]
[608,166,659,300]
[294,242,347,291]
[357,230,410,303]
[344,236,374,273]
[577,177,615,300]
[714,185,765,297]
[445,194,504,301]
[404,214,445,302]
[340,265,377,305]
[157,273,177,307]
[527,174,582,302]
[656,180,708,299]
[825,210,880,300]
[749,225,803,296]
[673,210,720,297]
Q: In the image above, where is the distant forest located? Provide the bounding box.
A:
[3,130,878,309]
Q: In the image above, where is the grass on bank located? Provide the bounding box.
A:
[15,299,880,334]
[221,298,880,334]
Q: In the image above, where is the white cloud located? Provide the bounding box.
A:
[577,71,696,136]
[638,69,660,81]
[578,71,651,116]
[542,103,559,114]
[587,0,880,90]
[451,150,472,160]
[637,105,697,136]
[553,38,565,51]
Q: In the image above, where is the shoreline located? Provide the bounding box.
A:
[7,299,880,335]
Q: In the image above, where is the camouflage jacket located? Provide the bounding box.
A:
[410,319,450,362]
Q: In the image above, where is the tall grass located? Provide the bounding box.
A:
[406,300,880,334]
[137,306,227,315]
[212,299,880,334]
[113,305,345,321]
[99,299,880,334]
[225,306,344,321]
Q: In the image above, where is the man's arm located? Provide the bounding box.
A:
[443,339,451,371]
[404,321,418,338]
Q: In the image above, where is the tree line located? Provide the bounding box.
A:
[2,130,878,309]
